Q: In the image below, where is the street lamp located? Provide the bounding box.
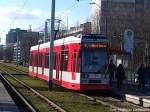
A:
[37,39,43,77]
[44,20,48,42]
[45,19,51,42]
[45,19,61,42]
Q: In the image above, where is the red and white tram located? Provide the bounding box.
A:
[29,34,110,90]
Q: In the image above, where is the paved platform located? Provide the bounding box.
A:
[111,81,150,108]
[0,80,19,112]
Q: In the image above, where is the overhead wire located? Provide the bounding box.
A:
[7,0,29,29]
[6,0,87,31]
[56,1,79,29]
[33,0,88,32]
[58,0,89,28]
[34,1,80,32]
[65,2,78,11]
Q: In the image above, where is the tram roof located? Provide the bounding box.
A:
[30,34,108,51]
[30,35,81,51]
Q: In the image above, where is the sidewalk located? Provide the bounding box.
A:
[0,80,19,112]
[111,81,150,107]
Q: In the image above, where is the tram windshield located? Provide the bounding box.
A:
[82,49,107,73]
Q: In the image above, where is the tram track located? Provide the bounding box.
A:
[0,63,149,112]
[6,73,66,112]
[0,73,36,112]
[0,64,67,112]
[79,92,147,112]
[0,62,27,74]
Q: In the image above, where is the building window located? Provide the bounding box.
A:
[146,0,150,9]
[136,0,144,5]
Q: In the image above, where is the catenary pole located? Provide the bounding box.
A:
[44,21,48,42]
[49,0,55,89]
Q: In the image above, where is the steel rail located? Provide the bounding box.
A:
[0,73,36,112]
[1,71,67,112]
[8,73,67,112]
[0,62,27,74]
[0,63,146,112]
[79,92,146,112]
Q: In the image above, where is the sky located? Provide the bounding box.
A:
[0,0,91,45]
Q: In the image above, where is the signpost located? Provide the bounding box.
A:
[124,29,134,82]
[124,29,134,54]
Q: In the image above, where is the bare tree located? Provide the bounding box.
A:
[0,45,4,60]
[4,45,14,62]
[20,32,39,66]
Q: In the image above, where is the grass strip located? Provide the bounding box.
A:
[1,63,110,112]
[0,63,28,74]
[11,75,109,112]
[5,75,58,112]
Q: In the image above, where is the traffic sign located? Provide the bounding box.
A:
[124,29,134,54]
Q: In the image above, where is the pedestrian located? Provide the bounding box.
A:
[137,64,146,90]
[106,60,116,86]
[115,64,125,89]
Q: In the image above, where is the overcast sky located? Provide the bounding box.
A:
[0,0,91,45]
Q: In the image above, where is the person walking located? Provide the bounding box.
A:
[137,64,146,90]
[116,64,125,89]
[106,60,116,86]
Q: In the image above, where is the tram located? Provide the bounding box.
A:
[29,34,110,90]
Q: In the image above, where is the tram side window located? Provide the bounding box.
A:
[77,50,81,72]
[33,54,35,66]
[35,54,38,66]
[54,52,56,69]
[45,53,49,68]
[38,53,42,67]
[61,50,68,71]
[73,51,76,72]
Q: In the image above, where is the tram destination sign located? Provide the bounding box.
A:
[82,43,107,49]
[82,38,108,43]
[82,35,108,43]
